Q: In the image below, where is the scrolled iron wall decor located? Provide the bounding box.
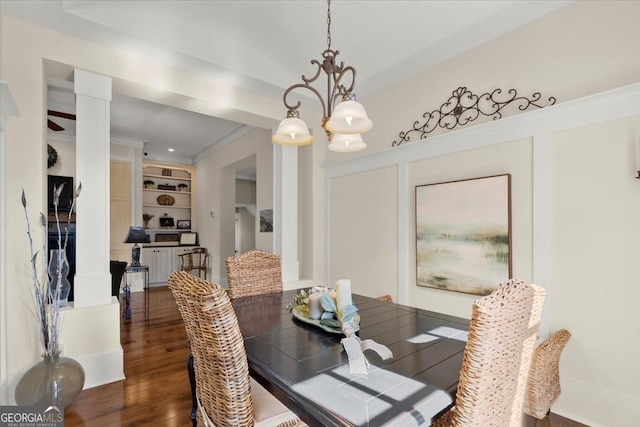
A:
[392,87,556,147]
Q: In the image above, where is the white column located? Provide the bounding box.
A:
[73,69,112,307]
[532,130,553,340]
[274,144,299,281]
[0,81,20,398]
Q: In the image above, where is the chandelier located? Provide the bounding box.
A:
[272,0,372,152]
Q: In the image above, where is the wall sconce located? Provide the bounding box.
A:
[123,226,150,266]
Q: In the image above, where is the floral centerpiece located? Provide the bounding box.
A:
[286,286,358,330]
[287,282,393,375]
[15,182,85,408]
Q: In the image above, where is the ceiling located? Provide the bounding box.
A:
[2,0,572,164]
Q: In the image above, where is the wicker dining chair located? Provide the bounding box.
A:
[225,250,283,299]
[168,271,306,427]
[524,329,572,419]
[432,278,546,427]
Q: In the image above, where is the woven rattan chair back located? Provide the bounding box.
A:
[225,250,283,299]
[168,271,254,426]
[524,329,572,419]
[434,278,546,427]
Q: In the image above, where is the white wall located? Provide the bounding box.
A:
[236,179,256,205]
[329,166,398,299]
[47,138,76,177]
[550,117,640,424]
[0,12,276,393]
[320,3,640,424]
[238,207,256,253]
[236,179,257,254]
[0,81,20,406]
[357,0,640,158]
[194,128,273,286]
[327,89,640,426]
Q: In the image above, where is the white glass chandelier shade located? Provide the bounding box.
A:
[328,132,367,152]
[272,0,371,151]
[325,99,373,134]
[272,116,314,146]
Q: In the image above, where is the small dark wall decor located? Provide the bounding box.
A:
[415,174,512,296]
[260,209,273,232]
[177,220,191,230]
[159,214,175,228]
[47,144,58,168]
[392,87,556,147]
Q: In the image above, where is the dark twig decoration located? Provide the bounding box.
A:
[392,87,556,147]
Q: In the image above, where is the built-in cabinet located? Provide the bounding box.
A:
[141,162,198,283]
[141,247,172,284]
[141,246,202,284]
[142,163,195,242]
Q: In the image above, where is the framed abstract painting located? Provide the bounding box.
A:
[415,174,511,295]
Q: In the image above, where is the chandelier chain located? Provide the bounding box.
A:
[327,0,332,50]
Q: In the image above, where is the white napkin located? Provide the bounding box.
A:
[341,322,393,375]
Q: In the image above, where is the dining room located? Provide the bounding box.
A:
[2,1,639,426]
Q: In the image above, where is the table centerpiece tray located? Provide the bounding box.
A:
[291,305,360,334]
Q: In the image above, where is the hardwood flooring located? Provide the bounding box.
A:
[64,287,193,426]
[63,286,588,427]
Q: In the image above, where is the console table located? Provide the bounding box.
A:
[123,265,149,320]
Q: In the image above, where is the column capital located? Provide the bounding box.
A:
[74,69,112,101]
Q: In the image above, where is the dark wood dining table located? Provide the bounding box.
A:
[231,290,470,427]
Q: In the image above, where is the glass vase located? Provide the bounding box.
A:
[14,352,85,408]
[48,249,71,307]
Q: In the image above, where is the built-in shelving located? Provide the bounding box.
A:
[142,163,195,242]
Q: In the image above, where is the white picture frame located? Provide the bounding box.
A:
[179,232,197,246]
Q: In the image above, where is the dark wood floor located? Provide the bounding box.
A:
[64,288,193,426]
[64,287,587,427]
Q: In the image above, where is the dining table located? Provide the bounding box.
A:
[231,289,470,427]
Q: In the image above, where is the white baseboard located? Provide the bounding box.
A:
[554,377,640,427]
[75,349,125,389]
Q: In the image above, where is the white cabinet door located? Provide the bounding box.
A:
[154,247,172,283]
[142,247,173,284]
[140,247,155,278]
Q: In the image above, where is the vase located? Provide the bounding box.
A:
[48,249,71,307]
[14,352,85,408]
